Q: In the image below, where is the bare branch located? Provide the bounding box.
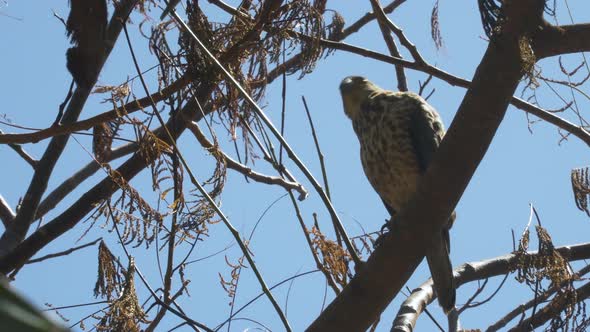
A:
[25,238,102,264]
[392,243,590,331]
[0,129,38,168]
[508,280,590,331]
[0,0,139,256]
[534,23,590,60]
[0,194,15,229]
[186,121,308,198]
[368,0,408,91]
[0,74,191,145]
[369,0,425,64]
[342,0,407,37]
[174,2,362,268]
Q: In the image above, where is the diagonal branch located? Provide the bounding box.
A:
[307,1,548,330]
[0,73,191,145]
[0,129,38,168]
[507,279,590,331]
[369,0,425,64]
[369,0,408,91]
[25,237,102,265]
[0,194,15,229]
[35,141,139,220]
[0,0,139,256]
[176,1,362,267]
[187,121,308,198]
[393,243,590,331]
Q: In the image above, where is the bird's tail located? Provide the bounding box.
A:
[425,227,456,314]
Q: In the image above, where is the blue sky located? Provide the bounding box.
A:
[2,1,590,331]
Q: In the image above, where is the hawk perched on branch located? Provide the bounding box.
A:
[339,76,456,313]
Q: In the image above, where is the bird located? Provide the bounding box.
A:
[339,76,456,314]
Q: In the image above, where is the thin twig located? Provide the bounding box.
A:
[457,278,489,314]
[370,1,425,64]
[44,300,109,311]
[460,272,509,313]
[214,270,320,331]
[487,264,590,331]
[187,121,308,199]
[25,237,102,264]
[123,11,293,330]
[0,0,140,256]
[169,3,362,268]
[238,111,342,294]
[144,143,181,332]
[0,129,38,168]
[300,96,341,247]
[369,0,408,91]
[107,203,212,332]
[287,191,341,295]
[341,0,407,38]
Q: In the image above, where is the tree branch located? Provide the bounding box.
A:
[0,194,15,229]
[369,0,408,91]
[392,243,590,331]
[35,141,139,220]
[0,74,191,145]
[0,0,139,256]
[534,23,590,59]
[0,129,38,167]
[508,280,590,331]
[186,121,308,198]
[25,238,101,264]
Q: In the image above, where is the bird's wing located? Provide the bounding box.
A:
[406,95,456,313]
[407,95,445,172]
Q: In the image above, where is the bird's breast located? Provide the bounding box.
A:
[356,110,421,210]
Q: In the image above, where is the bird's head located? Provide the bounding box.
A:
[339,76,381,120]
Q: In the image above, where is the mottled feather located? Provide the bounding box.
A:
[340,76,456,313]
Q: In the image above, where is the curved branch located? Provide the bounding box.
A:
[488,264,590,331]
[391,243,590,331]
[186,121,308,199]
[508,280,590,331]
